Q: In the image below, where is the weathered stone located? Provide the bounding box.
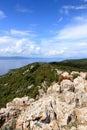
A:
[47,83,60,94]
[70,126,76,130]
[75,108,87,124]
[80,72,87,79]
[64,92,75,104]
[77,125,87,130]
[0,71,87,130]
[62,72,69,77]
[60,79,74,92]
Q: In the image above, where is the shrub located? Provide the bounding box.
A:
[72,73,80,79]
[58,75,71,85]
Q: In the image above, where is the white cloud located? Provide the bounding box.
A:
[1,16,87,59]
[55,24,87,40]
[39,17,87,58]
[44,50,64,57]
[0,36,13,44]
[84,0,87,2]
[16,5,33,13]
[0,36,40,56]
[0,10,6,19]
[61,5,87,14]
[63,5,87,10]
[73,16,87,22]
[79,42,87,46]
[52,16,87,41]
[10,29,36,37]
[0,33,87,58]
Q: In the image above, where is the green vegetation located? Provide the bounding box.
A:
[72,73,80,79]
[0,62,58,108]
[65,119,78,130]
[0,119,16,130]
[0,58,87,108]
[50,58,87,72]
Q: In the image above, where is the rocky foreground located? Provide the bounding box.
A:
[0,71,87,130]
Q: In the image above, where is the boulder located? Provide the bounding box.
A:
[62,72,70,77]
[60,79,74,92]
[47,83,60,94]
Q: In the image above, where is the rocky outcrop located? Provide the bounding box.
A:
[0,71,87,130]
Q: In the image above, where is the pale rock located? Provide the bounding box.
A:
[62,71,69,77]
[0,71,87,130]
[73,76,87,93]
[74,76,85,86]
[0,108,6,114]
[13,96,29,105]
[47,83,60,94]
[55,69,62,75]
[30,65,34,69]
[77,125,87,130]
[27,84,33,89]
[39,89,45,97]
[75,92,87,107]
[70,126,76,130]
[49,120,60,130]
[64,92,75,104]
[6,96,29,109]
[23,69,29,75]
[75,107,87,124]
[60,79,74,92]
[71,71,80,75]
[80,72,87,79]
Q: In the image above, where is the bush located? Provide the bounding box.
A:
[58,75,71,85]
[72,73,80,79]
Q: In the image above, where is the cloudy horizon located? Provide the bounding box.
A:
[0,0,87,59]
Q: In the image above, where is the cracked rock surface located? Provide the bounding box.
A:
[0,71,87,130]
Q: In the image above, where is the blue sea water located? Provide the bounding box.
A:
[0,58,62,76]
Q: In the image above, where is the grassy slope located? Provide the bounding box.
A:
[50,58,87,72]
[0,59,87,108]
[0,62,58,108]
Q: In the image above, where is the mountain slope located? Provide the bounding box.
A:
[0,62,58,108]
[0,59,87,108]
[0,69,87,130]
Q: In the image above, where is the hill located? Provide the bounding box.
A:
[0,59,87,108]
[50,58,87,72]
[0,63,87,130]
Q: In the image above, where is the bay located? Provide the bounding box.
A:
[0,57,62,76]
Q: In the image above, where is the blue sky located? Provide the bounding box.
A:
[0,0,87,59]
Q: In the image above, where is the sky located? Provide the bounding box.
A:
[0,0,87,59]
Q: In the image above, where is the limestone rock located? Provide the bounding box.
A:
[77,125,87,130]
[80,72,87,79]
[62,72,69,77]
[64,92,75,104]
[75,108,87,124]
[47,83,60,94]
[60,79,74,92]
[0,71,87,130]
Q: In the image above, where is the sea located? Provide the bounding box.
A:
[0,57,63,76]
